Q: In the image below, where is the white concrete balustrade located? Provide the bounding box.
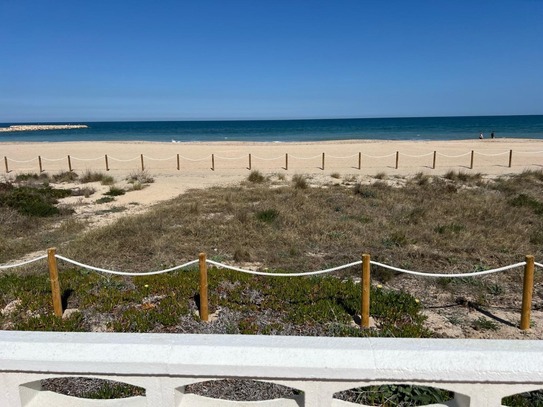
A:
[0,331,542,407]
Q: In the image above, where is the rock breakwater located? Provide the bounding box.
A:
[0,124,88,132]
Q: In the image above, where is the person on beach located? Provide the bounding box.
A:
[479,132,484,139]
[491,132,495,139]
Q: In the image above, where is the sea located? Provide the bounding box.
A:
[1,115,542,143]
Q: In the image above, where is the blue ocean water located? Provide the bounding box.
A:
[1,115,542,143]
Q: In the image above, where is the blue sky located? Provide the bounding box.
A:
[1,0,542,122]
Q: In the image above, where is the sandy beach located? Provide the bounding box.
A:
[2,138,543,208]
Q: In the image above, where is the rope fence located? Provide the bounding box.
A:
[0,249,539,329]
[4,148,542,173]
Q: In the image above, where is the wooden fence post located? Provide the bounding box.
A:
[470,150,474,169]
[358,152,362,170]
[248,153,252,170]
[47,248,63,317]
[361,253,371,328]
[520,255,535,330]
[285,153,288,171]
[395,151,399,169]
[38,156,43,173]
[509,150,513,168]
[322,152,325,170]
[432,151,437,169]
[211,154,215,171]
[67,155,72,172]
[4,156,8,173]
[105,155,109,171]
[199,253,209,322]
[177,154,180,171]
[140,154,144,171]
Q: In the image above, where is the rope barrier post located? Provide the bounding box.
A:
[4,156,9,173]
[47,248,63,317]
[140,154,144,171]
[105,154,109,171]
[520,255,535,330]
[322,152,325,171]
[432,151,437,169]
[395,151,399,169]
[67,155,72,172]
[285,153,288,171]
[211,154,215,171]
[248,153,252,171]
[509,150,513,168]
[177,154,180,171]
[358,152,361,170]
[38,156,43,173]
[470,150,474,169]
[361,253,371,328]
[199,252,209,322]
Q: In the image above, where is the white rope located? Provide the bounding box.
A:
[41,157,66,162]
[206,259,362,277]
[535,262,543,269]
[214,155,247,160]
[6,157,38,163]
[0,255,48,269]
[178,155,212,162]
[360,152,397,159]
[107,156,139,162]
[142,155,177,161]
[370,260,526,278]
[436,152,472,158]
[54,255,199,276]
[289,154,322,160]
[70,156,104,161]
[326,154,359,159]
[474,151,510,157]
[515,150,543,155]
[400,152,435,158]
[250,155,284,161]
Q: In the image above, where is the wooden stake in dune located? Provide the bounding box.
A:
[509,150,513,168]
[105,154,110,171]
[432,151,437,169]
[395,151,399,170]
[140,154,144,171]
[4,156,9,173]
[470,150,474,169]
[67,155,72,172]
[47,248,63,317]
[199,253,209,322]
[358,152,362,170]
[38,156,43,173]
[248,153,252,170]
[177,154,180,171]
[285,153,289,171]
[211,154,215,171]
[361,253,371,328]
[520,255,535,330]
[322,152,325,170]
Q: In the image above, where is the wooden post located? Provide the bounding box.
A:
[67,155,72,172]
[395,151,399,169]
[358,152,362,170]
[470,150,474,169]
[322,152,325,170]
[105,154,109,171]
[432,151,437,169]
[520,255,535,330]
[38,156,43,173]
[177,154,180,171]
[47,248,63,317]
[285,153,288,171]
[361,253,371,328]
[509,149,513,168]
[4,156,8,173]
[211,154,215,171]
[199,252,209,322]
[248,153,252,170]
[140,154,144,171]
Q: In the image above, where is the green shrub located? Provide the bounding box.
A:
[104,186,125,196]
[248,170,265,183]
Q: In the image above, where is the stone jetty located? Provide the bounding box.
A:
[0,124,88,132]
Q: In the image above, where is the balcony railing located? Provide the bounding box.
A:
[1,331,542,406]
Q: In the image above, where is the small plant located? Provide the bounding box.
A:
[96,196,115,204]
[291,174,308,189]
[353,183,376,198]
[247,170,266,183]
[104,186,125,196]
[52,171,79,183]
[126,170,154,185]
[256,208,279,223]
[330,172,341,179]
[374,171,387,180]
[472,316,499,331]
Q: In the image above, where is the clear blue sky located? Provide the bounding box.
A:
[1,0,542,122]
